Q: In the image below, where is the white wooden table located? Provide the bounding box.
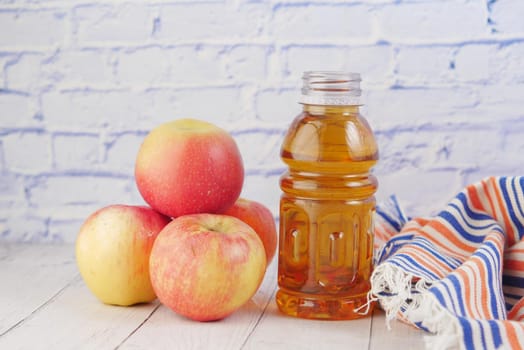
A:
[0,244,426,349]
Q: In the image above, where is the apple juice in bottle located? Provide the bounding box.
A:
[276,71,378,320]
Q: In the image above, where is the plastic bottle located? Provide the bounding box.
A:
[276,71,379,320]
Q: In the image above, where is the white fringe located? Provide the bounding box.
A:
[370,263,462,350]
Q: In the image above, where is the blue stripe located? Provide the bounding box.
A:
[518,178,524,219]
[500,177,524,238]
[376,194,409,231]
[390,255,440,280]
[375,234,414,263]
[502,275,524,288]
[432,280,459,313]
[414,321,430,332]
[411,237,462,270]
[376,209,404,232]
[447,275,467,316]
[478,319,487,350]
[476,243,502,318]
[430,286,447,307]
[455,192,494,223]
[487,239,503,280]
[505,302,513,311]
[388,259,432,280]
[503,292,524,301]
[441,281,459,313]
[378,233,413,251]
[449,202,497,232]
[512,177,524,240]
[386,233,414,246]
[438,211,486,244]
[459,317,475,350]
[487,239,507,317]
[488,320,503,349]
[449,203,495,231]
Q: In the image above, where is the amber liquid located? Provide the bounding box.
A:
[276,105,378,320]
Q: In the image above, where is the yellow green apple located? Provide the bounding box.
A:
[135,119,244,218]
[149,213,266,321]
[76,205,170,306]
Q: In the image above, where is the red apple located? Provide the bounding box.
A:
[135,119,244,218]
[222,198,277,266]
[149,214,266,321]
[76,205,170,306]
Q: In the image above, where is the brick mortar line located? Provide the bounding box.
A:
[2,36,524,55]
[0,1,404,10]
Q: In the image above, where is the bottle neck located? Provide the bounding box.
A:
[302,104,360,116]
[299,71,362,108]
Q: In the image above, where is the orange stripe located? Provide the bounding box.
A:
[412,217,430,226]
[504,259,524,271]
[374,228,393,245]
[401,245,449,278]
[490,177,515,245]
[504,321,522,349]
[483,178,497,213]
[471,256,493,318]
[467,262,485,318]
[486,233,505,253]
[455,266,476,317]
[508,299,524,321]
[422,220,476,255]
[468,184,485,212]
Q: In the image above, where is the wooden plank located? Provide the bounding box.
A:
[241,295,372,350]
[0,244,77,336]
[0,274,159,349]
[240,259,373,350]
[369,310,426,350]
[0,245,427,349]
[119,260,278,350]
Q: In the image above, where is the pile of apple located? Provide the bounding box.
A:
[75,119,277,321]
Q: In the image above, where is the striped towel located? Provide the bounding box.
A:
[371,176,524,349]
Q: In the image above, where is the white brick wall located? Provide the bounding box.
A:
[0,9,67,48]
[1,0,523,243]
